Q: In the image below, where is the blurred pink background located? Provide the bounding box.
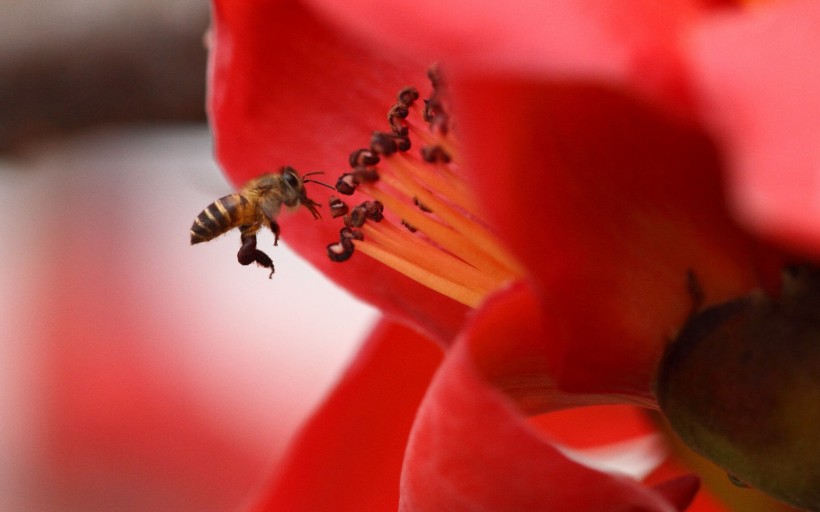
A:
[1,2,380,509]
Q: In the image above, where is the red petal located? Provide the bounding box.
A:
[531,405,656,450]
[401,284,690,511]
[307,0,714,110]
[455,78,763,400]
[253,318,442,512]
[209,0,420,182]
[647,462,722,512]
[650,475,701,512]
[684,1,820,257]
[208,0,469,341]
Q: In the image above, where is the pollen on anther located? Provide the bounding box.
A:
[327,234,355,262]
[336,173,357,195]
[328,196,349,218]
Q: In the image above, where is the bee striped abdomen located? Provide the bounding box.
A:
[190,194,249,244]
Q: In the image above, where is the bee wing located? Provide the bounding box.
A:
[260,197,283,223]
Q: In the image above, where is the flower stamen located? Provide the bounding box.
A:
[325,68,525,308]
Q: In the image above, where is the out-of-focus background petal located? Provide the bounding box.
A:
[0,1,375,510]
[683,0,820,257]
[254,319,442,512]
[305,0,707,109]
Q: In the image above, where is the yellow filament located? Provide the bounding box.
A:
[382,157,526,277]
[362,222,504,294]
[354,239,484,308]
[406,107,462,163]
[364,186,512,280]
[388,154,478,216]
[336,83,527,309]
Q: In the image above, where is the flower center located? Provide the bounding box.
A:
[325,67,525,308]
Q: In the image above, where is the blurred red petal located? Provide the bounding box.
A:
[531,405,656,450]
[454,77,763,399]
[307,0,712,109]
[208,0,469,341]
[46,333,271,510]
[401,284,688,511]
[684,0,820,257]
[253,318,442,512]
[646,461,722,512]
[664,481,728,512]
[209,0,421,182]
[651,475,701,512]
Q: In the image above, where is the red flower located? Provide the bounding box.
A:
[207,0,818,510]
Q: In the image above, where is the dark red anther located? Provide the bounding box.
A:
[401,219,418,233]
[328,196,350,218]
[340,227,364,241]
[397,86,419,106]
[349,148,380,168]
[427,64,445,91]
[413,197,433,213]
[394,135,411,152]
[352,166,380,183]
[335,173,358,195]
[421,145,452,164]
[327,237,355,262]
[344,206,367,228]
[388,103,410,136]
[361,200,384,222]
[371,131,398,156]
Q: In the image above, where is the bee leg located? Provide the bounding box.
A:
[237,234,275,278]
[269,220,281,246]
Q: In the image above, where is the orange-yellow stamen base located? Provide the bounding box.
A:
[350,152,525,308]
[354,238,486,308]
[341,81,526,309]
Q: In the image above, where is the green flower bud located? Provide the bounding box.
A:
[657,265,820,511]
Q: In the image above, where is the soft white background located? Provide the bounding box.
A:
[0,126,376,511]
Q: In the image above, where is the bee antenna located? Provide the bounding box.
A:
[304,179,336,191]
[302,171,325,178]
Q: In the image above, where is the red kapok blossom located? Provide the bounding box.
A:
[205,0,819,510]
[208,0,468,342]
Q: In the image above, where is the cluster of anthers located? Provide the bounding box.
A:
[324,67,524,308]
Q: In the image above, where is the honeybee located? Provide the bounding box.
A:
[190,166,331,277]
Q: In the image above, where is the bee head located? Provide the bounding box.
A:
[279,167,333,219]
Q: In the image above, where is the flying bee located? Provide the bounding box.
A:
[190,166,333,278]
